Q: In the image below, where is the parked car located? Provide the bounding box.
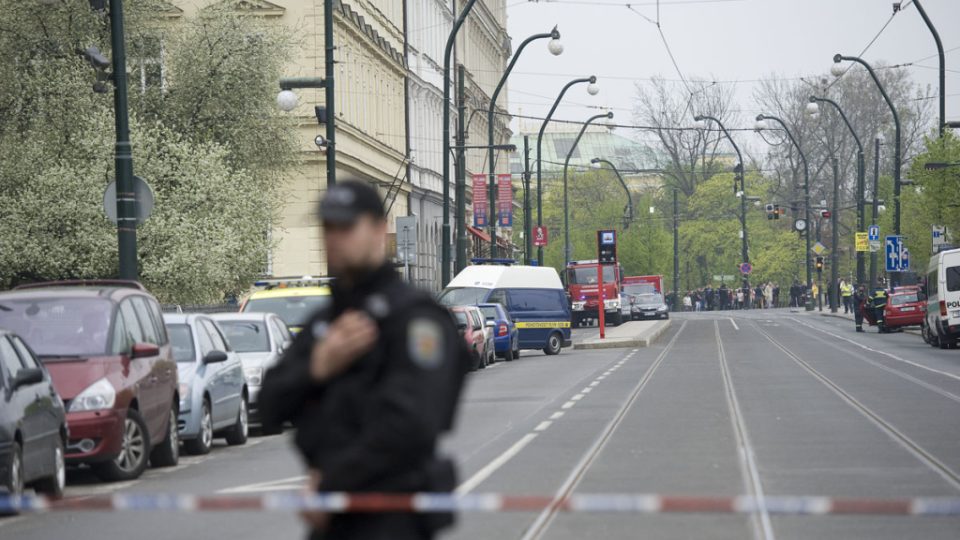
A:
[478,303,519,361]
[881,290,925,332]
[0,330,67,497]
[449,306,492,371]
[439,264,572,355]
[626,292,670,320]
[210,313,291,433]
[0,280,180,482]
[240,277,332,335]
[163,314,248,455]
[923,248,960,349]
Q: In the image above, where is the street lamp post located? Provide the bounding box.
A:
[487,28,562,257]
[563,112,613,263]
[834,53,902,285]
[107,0,137,280]
[693,114,750,306]
[590,158,634,229]
[536,76,599,265]
[441,0,479,287]
[808,96,866,286]
[911,0,946,137]
[756,113,814,310]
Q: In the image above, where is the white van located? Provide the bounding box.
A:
[923,248,960,349]
[438,265,572,355]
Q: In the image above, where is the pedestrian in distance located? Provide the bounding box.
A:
[718,283,729,311]
[840,279,853,314]
[772,283,780,308]
[259,180,469,540]
[853,284,867,332]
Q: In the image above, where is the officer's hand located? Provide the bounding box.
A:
[310,310,378,381]
[300,469,329,530]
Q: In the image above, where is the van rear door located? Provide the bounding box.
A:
[944,252,960,329]
[505,289,572,349]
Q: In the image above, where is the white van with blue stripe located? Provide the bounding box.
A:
[438,264,572,355]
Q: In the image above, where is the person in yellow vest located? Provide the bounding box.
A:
[840,279,854,314]
[812,282,820,309]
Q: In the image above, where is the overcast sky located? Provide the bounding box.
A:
[505,0,959,140]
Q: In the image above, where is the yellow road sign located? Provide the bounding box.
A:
[855,232,869,252]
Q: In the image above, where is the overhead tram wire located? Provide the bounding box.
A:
[828,1,910,89]
[497,110,774,132]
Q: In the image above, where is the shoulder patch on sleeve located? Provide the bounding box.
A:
[408,318,444,369]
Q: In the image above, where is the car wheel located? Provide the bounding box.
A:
[4,441,23,496]
[224,397,249,446]
[184,401,213,455]
[543,332,562,356]
[93,409,150,482]
[504,339,515,362]
[150,407,180,468]
[33,440,65,498]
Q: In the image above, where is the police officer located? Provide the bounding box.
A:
[259,180,469,540]
[853,284,867,332]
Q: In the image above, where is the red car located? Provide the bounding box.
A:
[882,290,926,332]
[0,280,180,482]
[449,306,493,371]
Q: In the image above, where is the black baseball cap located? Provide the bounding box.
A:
[318,180,386,225]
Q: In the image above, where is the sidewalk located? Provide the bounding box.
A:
[810,307,922,337]
[574,319,671,350]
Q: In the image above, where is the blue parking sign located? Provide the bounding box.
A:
[868,225,880,241]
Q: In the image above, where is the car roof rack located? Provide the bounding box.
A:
[14,279,146,291]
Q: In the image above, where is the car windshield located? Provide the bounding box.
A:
[635,294,663,304]
[217,320,270,353]
[0,298,113,357]
[890,293,919,306]
[243,295,330,327]
[167,324,196,363]
[624,284,656,295]
[568,266,615,285]
[479,306,499,320]
[437,287,488,306]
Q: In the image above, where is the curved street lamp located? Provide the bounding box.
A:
[564,112,614,263]
[756,113,814,310]
[808,95,866,286]
[833,54,903,272]
[487,27,562,257]
[536,76,598,264]
[693,114,751,303]
[590,158,634,230]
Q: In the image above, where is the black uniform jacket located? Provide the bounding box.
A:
[259,264,468,493]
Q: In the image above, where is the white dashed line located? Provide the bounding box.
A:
[571,394,585,401]
[561,401,576,409]
[534,421,552,432]
[589,381,600,387]
[455,433,538,494]
[549,411,565,420]
[729,318,739,331]
[582,387,592,394]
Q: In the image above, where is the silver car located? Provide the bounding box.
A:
[211,313,291,433]
[163,314,248,455]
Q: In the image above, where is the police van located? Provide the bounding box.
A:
[923,247,960,349]
[438,263,572,355]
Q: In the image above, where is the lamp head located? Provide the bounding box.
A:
[606,111,614,119]
[548,37,564,56]
[587,78,599,96]
[805,101,820,116]
[276,90,298,112]
[590,158,602,169]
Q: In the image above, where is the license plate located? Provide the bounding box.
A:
[900,307,915,312]
[644,311,656,316]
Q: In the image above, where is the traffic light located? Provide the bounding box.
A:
[815,256,824,271]
[774,204,782,219]
[765,203,775,220]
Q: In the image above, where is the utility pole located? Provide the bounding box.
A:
[109,0,137,280]
[523,135,532,264]
[912,0,945,137]
[830,157,840,313]
[455,64,467,273]
[673,189,680,312]
[869,137,880,290]
[324,0,336,187]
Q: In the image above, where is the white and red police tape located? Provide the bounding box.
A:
[2,493,960,516]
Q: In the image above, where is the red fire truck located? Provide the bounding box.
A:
[622,275,664,295]
[566,260,624,327]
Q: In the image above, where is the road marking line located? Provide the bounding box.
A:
[561,401,576,409]
[534,421,552,432]
[790,317,960,383]
[582,388,592,394]
[571,394,584,401]
[549,411,565,420]
[218,475,309,494]
[730,318,740,331]
[589,381,600,387]
[455,433,538,494]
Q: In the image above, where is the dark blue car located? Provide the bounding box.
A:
[478,303,519,361]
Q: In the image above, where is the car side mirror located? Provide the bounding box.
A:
[485,320,496,328]
[131,342,160,359]
[13,367,44,389]
[203,350,229,364]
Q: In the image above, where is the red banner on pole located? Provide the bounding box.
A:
[533,226,548,247]
[472,174,487,228]
[497,174,513,228]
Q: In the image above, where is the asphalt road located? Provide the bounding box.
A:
[3,309,960,539]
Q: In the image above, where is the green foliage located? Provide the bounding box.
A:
[904,130,960,260]
[0,1,296,302]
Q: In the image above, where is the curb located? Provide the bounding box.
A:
[816,311,922,337]
[574,320,671,350]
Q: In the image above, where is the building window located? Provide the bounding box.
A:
[133,36,165,93]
